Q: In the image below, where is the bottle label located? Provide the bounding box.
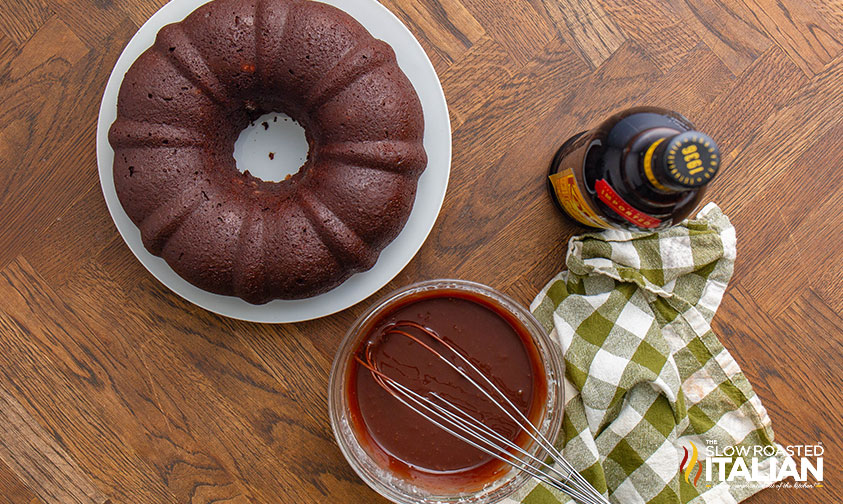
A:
[549,170,611,228]
[595,179,662,229]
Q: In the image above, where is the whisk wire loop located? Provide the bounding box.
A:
[357,360,600,503]
[385,322,604,497]
[357,322,612,504]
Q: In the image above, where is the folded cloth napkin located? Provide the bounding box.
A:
[508,203,790,504]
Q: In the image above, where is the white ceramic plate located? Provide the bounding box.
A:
[97,0,451,323]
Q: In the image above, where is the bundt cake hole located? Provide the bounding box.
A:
[232,110,309,184]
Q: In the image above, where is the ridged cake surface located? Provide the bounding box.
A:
[109,0,427,304]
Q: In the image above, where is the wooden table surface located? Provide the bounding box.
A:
[1,0,841,503]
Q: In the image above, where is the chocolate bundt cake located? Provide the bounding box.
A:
[109,0,427,304]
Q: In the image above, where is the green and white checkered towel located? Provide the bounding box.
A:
[509,203,790,504]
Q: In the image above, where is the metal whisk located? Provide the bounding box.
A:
[356,321,611,504]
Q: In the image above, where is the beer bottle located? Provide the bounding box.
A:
[547,107,720,231]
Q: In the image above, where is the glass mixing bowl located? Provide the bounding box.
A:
[329,279,565,504]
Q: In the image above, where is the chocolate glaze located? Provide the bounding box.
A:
[347,289,548,491]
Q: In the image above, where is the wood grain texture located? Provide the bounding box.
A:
[0,1,841,503]
[24,185,116,289]
[459,0,556,64]
[0,0,52,45]
[378,0,485,70]
[695,45,807,163]
[741,0,843,76]
[116,0,168,29]
[674,0,771,75]
[729,119,843,315]
[808,0,843,38]
[0,457,43,504]
[0,388,109,504]
[716,52,843,216]
[637,42,733,120]
[536,0,626,68]
[0,18,132,271]
[602,0,700,69]
[0,32,16,64]
[439,35,513,127]
[0,259,181,504]
[51,0,127,49]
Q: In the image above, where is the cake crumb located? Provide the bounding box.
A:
[262,121,269,130]
[269,152,275,160]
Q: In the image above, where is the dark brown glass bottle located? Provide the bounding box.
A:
[547,107,720,231]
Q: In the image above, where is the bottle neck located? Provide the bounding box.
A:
[640,137,677,193]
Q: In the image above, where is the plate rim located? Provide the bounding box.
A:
[96,0,451,324]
